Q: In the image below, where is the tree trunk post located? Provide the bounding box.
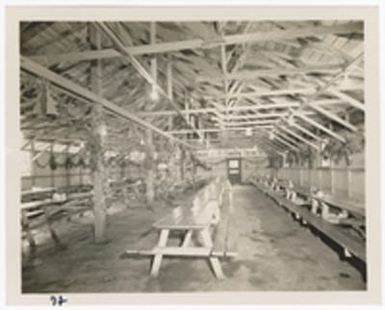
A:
[145,129,155,207]
[90,24,107,244]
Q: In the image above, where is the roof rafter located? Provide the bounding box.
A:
[20,56,194,149]
[29,22,363,66]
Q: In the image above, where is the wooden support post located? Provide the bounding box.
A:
[150,21,157,83]
[30,139,36,188]
[174,145,182,183]
[184,93,190,140]
[144,22,156,207]
[145,129,155,207]
[50,143,55,188]
[167,58,173,101]
[347,167,352,198]
[65,144,70,187]
[180,147,185,181]
[192,161,197,190]
[120,157,126,181]
[168,116,173,130]
[317,168,322,191]
[90,25,107,244]
[79,165,83,185]
[299,168,303,186]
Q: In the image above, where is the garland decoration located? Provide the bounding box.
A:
[286,150,299,167]
[321,127,365,165]
[49,152,57,170]
[34,153,51,168]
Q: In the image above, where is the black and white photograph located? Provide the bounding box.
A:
[3,4,382,307]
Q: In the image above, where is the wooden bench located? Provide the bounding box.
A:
[259,177,365,222]
[124,177,236,279]
[257,175,366,235]
[314,194,365,219]
[21,186,93,253]
[252,180,366,262]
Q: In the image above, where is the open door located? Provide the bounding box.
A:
[227,158,242,184]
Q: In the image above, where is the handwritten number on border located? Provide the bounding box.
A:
[50,295,67,306]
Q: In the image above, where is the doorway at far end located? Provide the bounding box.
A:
[227,158,242,184]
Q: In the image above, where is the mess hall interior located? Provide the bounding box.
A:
[19,20,366,292]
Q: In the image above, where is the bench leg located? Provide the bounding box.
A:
[43,209,65,248]
[150,229,169,277]
[311,199,319,214]
[199,228,225,280]
[21,210,37,255]
[321,202,330,220]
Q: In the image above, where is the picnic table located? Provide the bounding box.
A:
[125,177,236,279]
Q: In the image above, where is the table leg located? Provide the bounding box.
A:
[150,229,169,277]
[199,228,225,280]
[182,229,193,247]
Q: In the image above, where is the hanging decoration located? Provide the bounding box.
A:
[321,128,364,165]
[298,144,313,167]
[34,153,51,168]
[49,152,58,170]
[286,150,299,167]
[65,156,73,170]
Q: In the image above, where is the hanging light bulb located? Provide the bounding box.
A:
[287,115,295,127]
[149,84,159,101]
[245,128,252,136]
[99,123,107,137]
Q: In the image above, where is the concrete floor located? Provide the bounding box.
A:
[22,185,366,293]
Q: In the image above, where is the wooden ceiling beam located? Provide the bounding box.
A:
[277,125,320,150]
[20,56,194,149]
[209,85,361,100]
[283,120,321,141]
[305,101,358,131]
[270,133,300,151]
[273,130,300,147]
[295,113,345,143]
[328,89,365,112]
[196,64,342,82]
[211,87,315,99]
[259,135,287,152]
[270,52,364,143]
[29,22,363,66]
[168,125,273,135]
[95,22,205,142]
[136,99,343,117]
[223,120,276,127]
